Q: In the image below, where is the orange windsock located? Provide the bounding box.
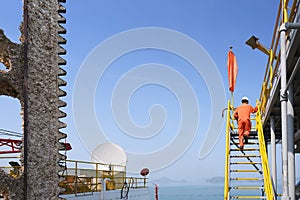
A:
[227,49,238,92]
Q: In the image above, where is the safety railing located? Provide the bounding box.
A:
[256,103,275,199]
[1,157,148,196]
[223,100,232,200]
[259,0,299,115]
[59,160,148,195]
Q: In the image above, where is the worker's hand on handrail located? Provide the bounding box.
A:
[255,100,261,107]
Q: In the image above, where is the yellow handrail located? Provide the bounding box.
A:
[256,103,275,200]
[223,100,231,200]
[259,0,299,115]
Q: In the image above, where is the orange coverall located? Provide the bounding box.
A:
[233,104,258,148]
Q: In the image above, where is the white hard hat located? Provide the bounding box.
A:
[242,96,249,101]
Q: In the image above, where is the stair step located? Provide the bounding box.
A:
[231,186,264,190]
[231,137,258,141]
[231,142,259,145]
[231,162,261,165]
[231,136,258,140]
[230,196,266,199]
[231,130,257,134]
[230,155,260,158]
[231,148,259,151]
[230,177,263,181]
[230,170,262,173]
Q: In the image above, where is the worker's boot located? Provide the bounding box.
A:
[243,134,248,144]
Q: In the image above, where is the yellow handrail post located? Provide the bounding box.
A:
[223,100,231,200]
[96,163,99,191]
[75,160,78,195]
[282,0,288,23]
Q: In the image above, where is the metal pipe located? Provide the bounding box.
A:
[279,21,300,200]
[287,84,295,200]
[270,116,277,197]
[285,23,300,29]
[279,22,289,199]
[154,184,159,200]
[101,178,110,200]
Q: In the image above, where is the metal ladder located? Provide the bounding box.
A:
[224,101,275,200]
[229,129,266,199]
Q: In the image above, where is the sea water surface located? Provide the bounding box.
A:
[147,184,285,199]
[148,185,224,200]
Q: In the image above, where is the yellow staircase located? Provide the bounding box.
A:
[224,101,275,200]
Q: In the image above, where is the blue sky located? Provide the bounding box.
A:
[1,1,299,185]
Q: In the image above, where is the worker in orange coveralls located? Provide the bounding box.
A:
[234,97,258,150]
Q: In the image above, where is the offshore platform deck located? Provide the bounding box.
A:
[224,0,300,199]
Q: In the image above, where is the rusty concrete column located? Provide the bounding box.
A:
[0,0,67,199]
[23,0,67,199]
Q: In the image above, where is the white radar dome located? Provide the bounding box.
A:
[91,142,127,172]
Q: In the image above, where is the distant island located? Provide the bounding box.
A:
[150,176,227,186]
[150,177,186,186]
[206,176,224,184]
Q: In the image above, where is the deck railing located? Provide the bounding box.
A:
[0,157,148,196]
[59,160,148,195]
[259,0,299,115]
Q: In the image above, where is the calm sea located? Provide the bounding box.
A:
[147,185,285,199]
[148,185,224,200]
